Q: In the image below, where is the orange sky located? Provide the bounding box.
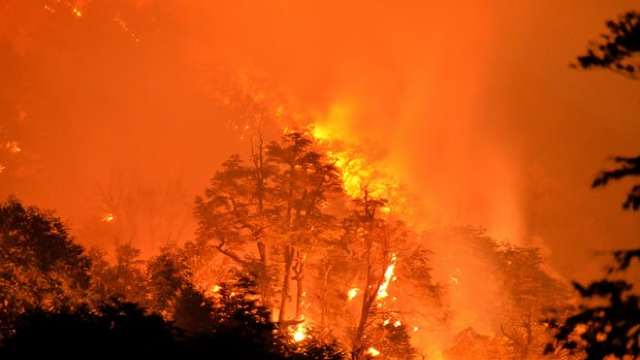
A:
[0,0,638,281]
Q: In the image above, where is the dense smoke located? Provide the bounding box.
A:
[1,1,639,357]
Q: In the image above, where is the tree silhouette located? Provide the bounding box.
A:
[574,11,640,76]
[266,131,342,324]
[0,301,178,357]
[0,197,91,337]
[546,10,640,359]
[195,147,277,304]
[196,131,342,326]
[592,156,640,210]
[146,246,190,316]
[87,243,148,307]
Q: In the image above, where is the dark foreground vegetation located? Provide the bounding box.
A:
[544,10,640,360]
[0,197,346,359]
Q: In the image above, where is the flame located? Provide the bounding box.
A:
[5,141,21,154]
[209,284,221,296]
[101,213,115,223]
[366,347,381,357]
[347,287,359,301]
[376,253,397,300]
[291,317,308,342]
[393,320,402,327]
[309,103,404,217]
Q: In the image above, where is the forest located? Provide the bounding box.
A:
[0,1,639,360]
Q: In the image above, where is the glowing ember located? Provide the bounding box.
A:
[101,213,115,223]
[72,7,82,17]
[5,141,21,154]
[0,164,5,174]
[209,284,221,295]
[347,287,359,300]
[412,326,419,332]
[393,320,402,327]
[366,347,381,357]
[376,253,397,300]
[291,317,308,343]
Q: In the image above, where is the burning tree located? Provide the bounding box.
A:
[195,148,276,303]
[266,131,342,324]
[333,191,408,360]
[195,131,342,327]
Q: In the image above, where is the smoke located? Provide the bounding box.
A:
[1,2,639,350]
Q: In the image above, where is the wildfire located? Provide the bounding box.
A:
[376,253,397,300]
[309,103,400,201]
[366,347,381,357]
[347,287,359,301]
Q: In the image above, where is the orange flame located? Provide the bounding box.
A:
[101,213,115,223]
[366,347,381,357]
[376,253,397,300]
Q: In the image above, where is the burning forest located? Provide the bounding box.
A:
[1,1,640,359]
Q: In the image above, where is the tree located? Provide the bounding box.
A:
[196,131,342,325]
[336,191,406,360]
[592,156,640,210]
[367,318,418,360]
[195,145,276,304]
[545,12,640,359]
[497,245,568,359]
[0,197,91,336]
[146,246,190,316]
[87,243,148,307]
[266,132,342,324]
[573,11,640,76]
[545,252,640,359]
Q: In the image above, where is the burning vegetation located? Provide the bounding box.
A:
[0,128,576,359]
[1,1,639,360]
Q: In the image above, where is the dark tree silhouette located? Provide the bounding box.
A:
[545,258,640,360]
[593,155,640,211]
[546,10,640,359]
[574,11,640,76]
[0,302,179,358]
[0,197,91,337]
[147,246,190,315]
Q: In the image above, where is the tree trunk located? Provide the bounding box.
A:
[293,251,305,319]
[278,245,294,324]
[256,241,271,306]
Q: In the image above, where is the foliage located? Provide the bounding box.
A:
[0,197,91,336]
[592,155,640,210]
[545,258,640,359]
[87,243,148,306]
[546,14,640,358]
[574,11,640,76]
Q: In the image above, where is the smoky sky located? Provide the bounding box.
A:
[0,0,638,281]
